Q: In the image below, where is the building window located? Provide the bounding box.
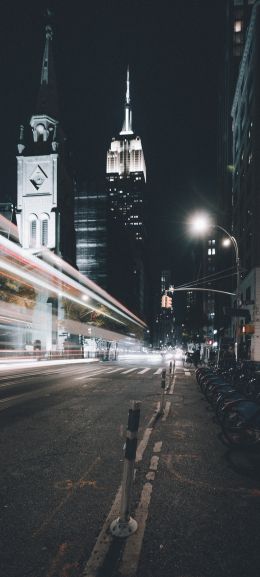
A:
[41,219,48,246]
[40,213,49,246]
[30,220,37,247]
[29,214,38,248]
[234,20,242,33]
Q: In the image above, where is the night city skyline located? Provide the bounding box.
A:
[3,4,260,577]
[0,0,225,287]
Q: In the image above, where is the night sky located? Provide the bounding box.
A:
[0,0,226,288]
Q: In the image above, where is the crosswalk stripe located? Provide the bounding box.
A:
[105,367,125,374]
[74,366,163,379]
[121,367,139,374]
[75,368,111,380]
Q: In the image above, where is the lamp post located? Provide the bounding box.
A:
[189,213,240,361]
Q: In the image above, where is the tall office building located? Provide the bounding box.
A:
[16,22,75,266]
[74,182,108,287]
[231,0,260,360]
[106,68,147,317]
[204,0,256,346]
[218,0,255,222]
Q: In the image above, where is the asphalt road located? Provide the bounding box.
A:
[1,357,260,577]
[0,356,165,577]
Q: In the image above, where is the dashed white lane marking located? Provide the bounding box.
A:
[146,471,155,481]
[138,368,150,374]
[121,367,139,374]
[82,485,122,576]
[162,400,171,422]
[135,427,153,463]
[154,368,162,375]
[153,441,163,453]
[118,440,163,577]
[118,483,153,577]
[150,455,159,471]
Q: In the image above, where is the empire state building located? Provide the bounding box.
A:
[106,68,146,243]
[106,68,147,317]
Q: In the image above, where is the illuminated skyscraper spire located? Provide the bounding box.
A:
[120,66,133,135]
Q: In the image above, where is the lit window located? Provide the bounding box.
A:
[208,248,212,255]
[234,20,242,33]
[212,248,215,255]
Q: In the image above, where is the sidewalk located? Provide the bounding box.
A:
[132,364,260,577]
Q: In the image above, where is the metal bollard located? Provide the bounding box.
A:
[159,368,166,414]
[110,400,141,538]
[170,360,175,381]
[166,361,173,391]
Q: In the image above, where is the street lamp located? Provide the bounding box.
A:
[189,212,240,360]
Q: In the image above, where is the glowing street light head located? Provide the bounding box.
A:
[189,212,212,235]
[222,238,231,247]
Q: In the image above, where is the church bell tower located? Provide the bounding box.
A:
[16,22,75,266]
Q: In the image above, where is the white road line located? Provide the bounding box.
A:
[105,367,125,374]
[82,485,122,576]
[136,427,153,463]
[162,400,171,421]
[82,416,155,577]
[121,367,138,374]
[154,368,162,375]
[118,483,153,577]
[184,370,191,376]
[75,368,111,380]
[153,441,163,453]
[146,471,155,481]
[118,439,163,576]
[149,455,159,471]
[138,368,150,374]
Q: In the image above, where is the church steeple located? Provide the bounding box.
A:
[29,20,59,148]
[36,22,59,120]
[120,66,133,135]
[16,12,76,268]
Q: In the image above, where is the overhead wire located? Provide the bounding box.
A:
[175,266,236,289]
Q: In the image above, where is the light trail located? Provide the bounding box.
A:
[0,235,146,330]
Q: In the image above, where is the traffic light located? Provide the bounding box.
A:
[161,294,167,308]
[161,294,172,309]
[165,295,172,309]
